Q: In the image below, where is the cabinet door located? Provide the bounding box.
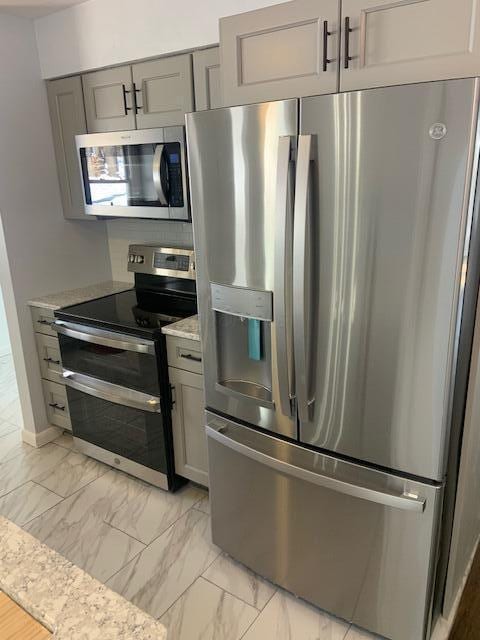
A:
[169,367,208,486]
[133,54,194,128]
[220,0,339,106]
[36,334,63,384]
[82,66,136,132]
[193,47,223,111]
[340,0,480,91]
[47,76,90,220]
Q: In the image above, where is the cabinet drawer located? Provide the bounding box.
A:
[31,307,57,337]
[167,336,202,374]
[42,379,71,431]
[36,334,63,384]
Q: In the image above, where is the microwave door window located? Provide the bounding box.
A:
[80,144,165,209]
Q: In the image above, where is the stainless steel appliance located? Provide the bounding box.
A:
[54,245,196,489]
[186,78,480,640]
[76,127,190,220]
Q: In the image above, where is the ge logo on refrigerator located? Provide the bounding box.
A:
[429,123,447,140]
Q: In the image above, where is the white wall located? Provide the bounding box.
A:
[0,13,112,438]
[0,288,11,357]
[107,220,193,282]
[35,0,285,78]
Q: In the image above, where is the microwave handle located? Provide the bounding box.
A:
[153,144,169,206]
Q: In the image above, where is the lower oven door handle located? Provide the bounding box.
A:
[53,321,156,356]
[62,370,161,413]
[206,425,426,513]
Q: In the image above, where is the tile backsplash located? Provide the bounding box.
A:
[107,219,194,282]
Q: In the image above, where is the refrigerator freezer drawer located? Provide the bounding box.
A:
[206,413,443,640]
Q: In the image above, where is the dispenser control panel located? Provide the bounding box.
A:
[210,283,273,321]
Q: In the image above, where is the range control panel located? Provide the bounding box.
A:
[128,244,196,280]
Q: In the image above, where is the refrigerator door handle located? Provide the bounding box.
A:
[274,135,295,417]
[293,134,314,422]
[206,423,426,513]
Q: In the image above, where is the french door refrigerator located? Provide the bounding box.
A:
[186,78,480,640]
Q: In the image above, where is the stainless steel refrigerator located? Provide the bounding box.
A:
[186,78,480,640]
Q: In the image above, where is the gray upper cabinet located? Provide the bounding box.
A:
[82,65,136,132]
[340,0,480,92]
[133,54,194,128]
[193,47,223,110]
[220,0,339,106]
[47,76,90,220]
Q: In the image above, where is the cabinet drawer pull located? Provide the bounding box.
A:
[49,402,65,411]
[180,353,202,363]
[44,357,60,365]
[323,20,332,72]
[37,319,53,326]
[133,82,143,113]
[344,16,353,69]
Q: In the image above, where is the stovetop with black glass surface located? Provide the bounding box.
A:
[56,274,197,339]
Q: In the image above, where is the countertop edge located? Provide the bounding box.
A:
[28,281,132,311]
[162,314,200,342]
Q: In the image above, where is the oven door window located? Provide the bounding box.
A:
[79,142,183,209]
[67,387,167,473]
[59,333,160,397]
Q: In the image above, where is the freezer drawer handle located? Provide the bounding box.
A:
[53,320,156,356]
[206,424,426,513]
[62,369,161,413]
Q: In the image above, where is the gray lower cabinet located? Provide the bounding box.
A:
[167,336,208,486]
[31,306,71,432]
[220,0,340,106]
[193,47,222,111]
[133,54,194,128]
[82,65,136,133]
[47,76,90,220]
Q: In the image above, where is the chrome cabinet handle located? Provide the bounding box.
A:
[206,424,426,513]
[344,16,353,69]
[180,353,202,363]
[274,135,295,418]
[293,134,315,423]
[323,20,332,71]
[53,321,156,356]
[153,144,169,206]
[44,357,61,365]
[62,369,161,413]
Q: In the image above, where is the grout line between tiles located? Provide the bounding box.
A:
[201,573,272,612]
[104,521,147,546]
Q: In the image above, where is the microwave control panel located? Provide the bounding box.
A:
[164,143,184,208]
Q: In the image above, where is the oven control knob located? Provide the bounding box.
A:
[135,255,145,264]
[129,254,135,263]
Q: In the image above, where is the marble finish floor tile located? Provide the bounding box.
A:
[242,590,350,640]
[0,428,31,464]
[35,450,109,497]
[0,443,69,498]
[203,553,276,610]
[108,508,220,619]
[194,494,210,515]
[0,420,20,438]
[53,432,75,450]
[1,395,23,427]
[0,481,62,526]
[107,483,207,544]
[160,576,258,640]
[26,470,149,582]
[344,626,381,639]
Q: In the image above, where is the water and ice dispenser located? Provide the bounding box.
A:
[210,283,274,409]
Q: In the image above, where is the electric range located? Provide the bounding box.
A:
[53,245,197,490]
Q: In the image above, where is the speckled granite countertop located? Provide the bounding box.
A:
[162,314,200,341]
[0,517,166,639]
[28,281,132,311]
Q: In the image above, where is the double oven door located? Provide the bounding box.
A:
[54,319,171,488]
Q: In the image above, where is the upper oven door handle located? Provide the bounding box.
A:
[153,144,169,206]
[53,321,156,356]
[62,370,161,413]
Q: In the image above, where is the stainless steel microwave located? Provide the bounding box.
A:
[76,127,190,220]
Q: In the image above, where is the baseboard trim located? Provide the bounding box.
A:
[22,425,62,448]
